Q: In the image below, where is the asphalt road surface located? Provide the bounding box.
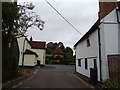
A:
[17,65,88,88]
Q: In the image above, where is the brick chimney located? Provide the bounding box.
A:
[99,1,117,20]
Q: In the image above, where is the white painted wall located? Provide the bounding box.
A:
[76,58,97,78]
[75,30,101,81]
[104,24,119,54]
[103,9,119,54]
[75,9,120,81]
[76,30,98,59]
[102,9,118,23]
[100,9,120,80]
[24,54,37,66]
[99,23,109,81]
[118,11,120,53]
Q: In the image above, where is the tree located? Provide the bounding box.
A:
[2,2,45,82]
[58,42,65,52]
[2,2,45,48]
[46,42,74,65]
[64,47,73,53]
[46,42,54,54]
[2,2,19,82]
[46,42,65,54]
[2,2,19,48]
[17,2,44,34]
[64,47,74,64]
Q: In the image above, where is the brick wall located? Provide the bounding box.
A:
[99,2,117,20]
[108,55,120,82]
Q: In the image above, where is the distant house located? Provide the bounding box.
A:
[74,2,120,81]
[53,48,64,58]
[51,48,64,63]
[17,36,46,66]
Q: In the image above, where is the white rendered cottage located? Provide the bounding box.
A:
[17,36,46,66]
[29,37,46,66]
[74,2,120,81]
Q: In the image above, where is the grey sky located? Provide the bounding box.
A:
[18,1,99,49]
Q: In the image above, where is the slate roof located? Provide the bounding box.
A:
[53,48,64,54]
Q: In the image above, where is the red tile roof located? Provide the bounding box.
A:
[29,41,46,49]
[53,48,64,54]
[24,49,38,57]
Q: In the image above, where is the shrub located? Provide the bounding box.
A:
[102,79,120,88]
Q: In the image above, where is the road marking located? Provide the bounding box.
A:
[72,73,94,88]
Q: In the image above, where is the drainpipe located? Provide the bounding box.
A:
[73,47,76,72]
[98,27,102,82]
[116,8,120,23]
[22,38,25,68]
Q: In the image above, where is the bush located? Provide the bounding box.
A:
[102,79,120,88]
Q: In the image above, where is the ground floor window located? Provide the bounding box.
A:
[94,59,97,68]
[85,58,88,69]
[78,59,81,67]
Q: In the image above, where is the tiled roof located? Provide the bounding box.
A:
[53,48,64,54]
[24,49,38,57]
[29,41,46,49]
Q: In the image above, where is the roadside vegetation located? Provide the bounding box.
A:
[102,79,120,88]
[45,42,75,65]
[2,2,44,82]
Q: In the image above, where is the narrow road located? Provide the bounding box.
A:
[17,65,89,88]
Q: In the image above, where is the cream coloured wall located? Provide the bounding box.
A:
[17,36,46,66]
[30,49,46,65]
[17,37,31,66]
[24,54,37,66]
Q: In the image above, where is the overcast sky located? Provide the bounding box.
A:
[18,0,99,49]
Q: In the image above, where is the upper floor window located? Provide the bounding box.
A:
[78,59,81,67]
[86,38,90,47]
